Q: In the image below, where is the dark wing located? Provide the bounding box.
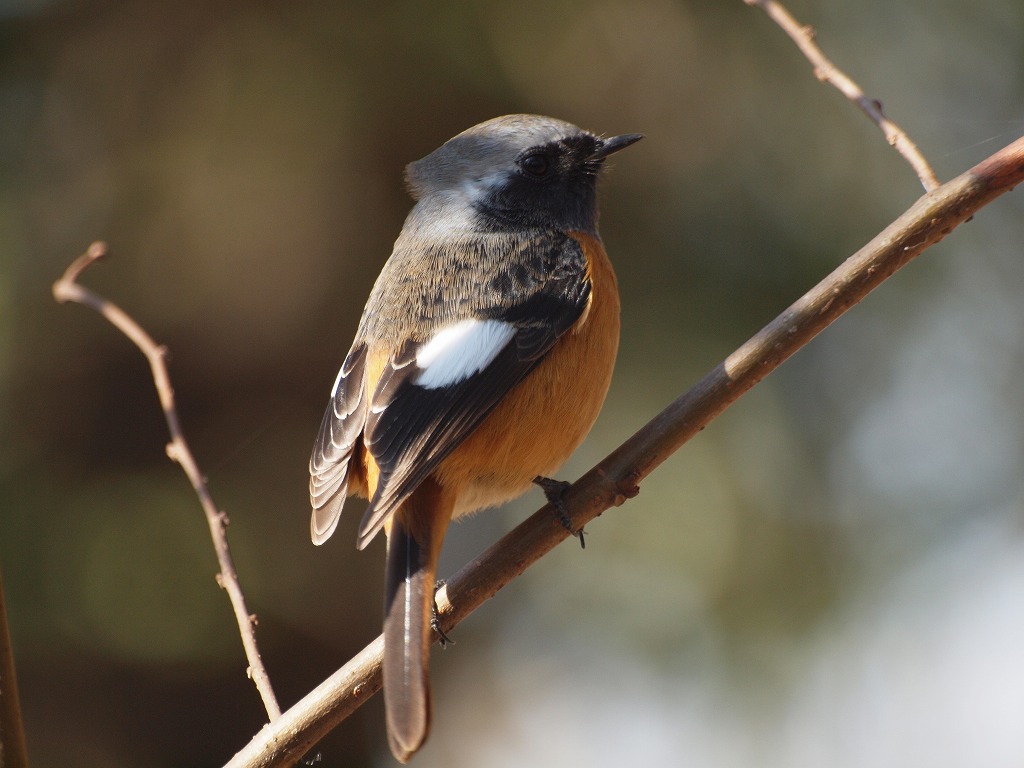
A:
[356,232,591,548]
[309,343,369,544]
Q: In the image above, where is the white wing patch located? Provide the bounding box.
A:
[414,318,515,389]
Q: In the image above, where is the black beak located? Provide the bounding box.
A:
[592,133,644,160]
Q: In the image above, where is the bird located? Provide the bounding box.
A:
[309,114,641,762]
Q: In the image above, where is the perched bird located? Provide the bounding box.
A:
[309,114,641,762]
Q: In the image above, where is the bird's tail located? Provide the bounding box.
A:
[382,479,453,763]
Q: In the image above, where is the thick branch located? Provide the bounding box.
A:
[52,244,282,722]
[0,566,30,768]
[744,0,941,192]
[224,135,1024,767]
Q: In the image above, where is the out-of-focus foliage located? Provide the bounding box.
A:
[3,1,1024,765]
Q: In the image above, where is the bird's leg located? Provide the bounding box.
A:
[431,580,453,647]
[533,476,585,549]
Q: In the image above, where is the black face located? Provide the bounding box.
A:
[476,133,605,233]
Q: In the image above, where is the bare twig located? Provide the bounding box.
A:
[0,566,30,768]
[224,134,1024,768]
[52,242,282,722]
[744,0,942,192]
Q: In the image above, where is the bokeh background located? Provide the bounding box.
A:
[3,0,1024,766]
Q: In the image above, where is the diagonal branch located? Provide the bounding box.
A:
[744,0,942,192]
[52,243,282,722]
[223,134,1024,768]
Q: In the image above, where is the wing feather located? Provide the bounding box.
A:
[309,344,369,544]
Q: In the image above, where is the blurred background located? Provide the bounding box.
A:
[3,0,1024,765]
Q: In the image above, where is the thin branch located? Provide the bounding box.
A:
[224,134,1024,768]
[52,243,282,722]
[0,565,30,768]
[744,0,942,192]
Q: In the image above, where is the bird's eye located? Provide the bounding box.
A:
[520,153,551,177]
